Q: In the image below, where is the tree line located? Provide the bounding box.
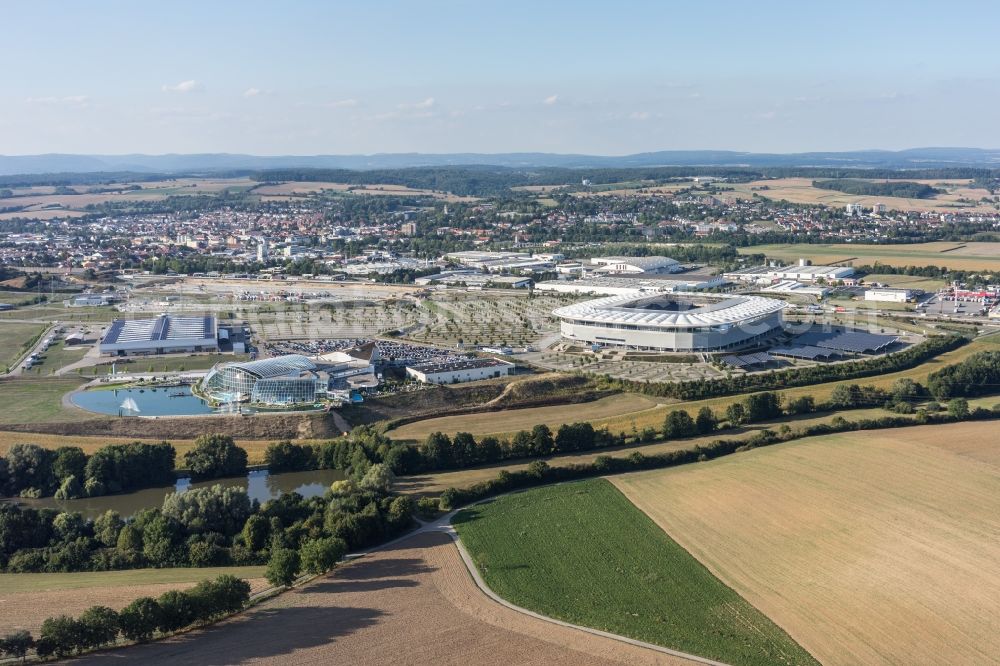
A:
[813,179,941,199]
[437,402,1000,511]
[0,451,412,575]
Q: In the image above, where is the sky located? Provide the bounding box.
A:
[2,0,999,155]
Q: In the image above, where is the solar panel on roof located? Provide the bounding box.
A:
[793,330,897,353]
[721,351,774,368]
[770,345,841,360]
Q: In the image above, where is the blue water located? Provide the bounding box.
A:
[71,385,217,416]
[16,468,346,520]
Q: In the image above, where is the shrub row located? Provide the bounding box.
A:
[437,406,1000,511]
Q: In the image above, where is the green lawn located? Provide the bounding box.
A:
[0,376,90,424]
[453,479,819,666]
[30,339,89,373]
[0,322,46,370]
[0,566,267,594]
[90,353,249,374]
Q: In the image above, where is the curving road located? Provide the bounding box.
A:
[68,511,722,666]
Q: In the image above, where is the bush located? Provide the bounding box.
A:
[263,441,317,472]
[157,590,197,632]
[183,434,248,479]
[300,537,347,575]
[416,496,439,519]
[37,615,83,658]
[266,548,301,587]
[118,597,163,642]
[77,606,119,650]
[0,630,33,660]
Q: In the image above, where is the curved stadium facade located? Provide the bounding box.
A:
[552,293,787,352]
[200,354,322,406]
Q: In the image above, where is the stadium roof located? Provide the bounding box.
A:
[553,293,787,330]
[226,354,317,379]
[102,315,215,344]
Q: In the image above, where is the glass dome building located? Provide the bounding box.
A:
[200,354,324,406]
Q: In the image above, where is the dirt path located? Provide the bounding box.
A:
[72,531,696,665]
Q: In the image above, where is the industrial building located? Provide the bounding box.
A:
[99,314,218,356]
[406,358,515,384]
[534,272,727,296]
[553,293,786,352]
[864,288,913,303]
[590,256,682,275]
[725,263,855,284]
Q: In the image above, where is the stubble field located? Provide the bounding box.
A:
[0,566,267,636]
[740,241,1000,271]
[612,422,1000,666]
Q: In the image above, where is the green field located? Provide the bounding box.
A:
[453,479,818,666]
[0,565,267,594]
[861,273,947,290]
[0,321,46,370]
[0,376,89,424]
[27,339,89,374]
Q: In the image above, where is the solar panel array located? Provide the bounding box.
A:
[103,315,216,344]
[794,330,897,354]
[720,351,774,369]
[770,345,842,360]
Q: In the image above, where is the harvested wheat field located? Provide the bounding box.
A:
[73,531,688,665]
[613,422,1000,666]
[0,567,268,636]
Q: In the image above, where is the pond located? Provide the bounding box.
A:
[15,468,346,520]
[70,385,221,416]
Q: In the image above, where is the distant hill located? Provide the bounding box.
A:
[1,147,999,176]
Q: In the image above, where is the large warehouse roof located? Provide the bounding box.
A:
[553,293,787,329]
[102,315,215,345]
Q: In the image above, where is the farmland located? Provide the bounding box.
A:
[387,392,661,441]
[0,566,267,636]
[727,177,997,213]
[740,241,1000,271]
[453,479,818,666]
[613,422,1000,666]
[71,531,679,665]
[252,180,478,202]
[0,430,289,466]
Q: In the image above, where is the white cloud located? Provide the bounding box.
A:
[543,94,559,105]
[629,111,651,121]
[161,80,203,93]
[326,98,358,108]
[398,97,435,110]
[243,87,262,98]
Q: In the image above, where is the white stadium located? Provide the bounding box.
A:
[552,293,787,352]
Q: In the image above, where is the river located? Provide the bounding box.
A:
[13,468,346,520]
